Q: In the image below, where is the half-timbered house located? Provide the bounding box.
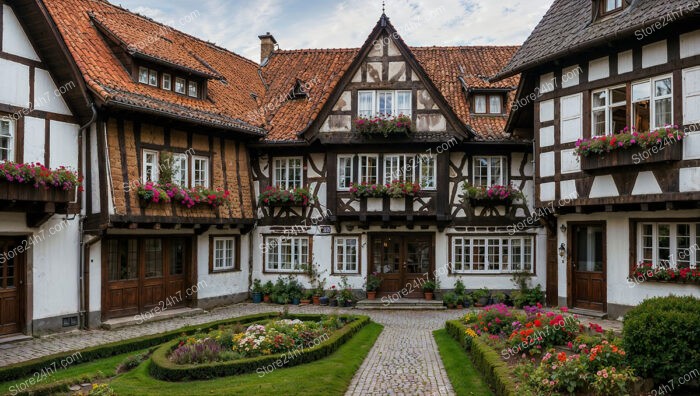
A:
[250,15,546,297]
[494,0,700,317]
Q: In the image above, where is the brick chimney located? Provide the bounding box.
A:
[258,32,277,64]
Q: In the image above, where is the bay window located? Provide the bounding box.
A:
[473,156,507,187]
[357,90,413,117]
[265,236,309,273]
[337,155,354,190]
[334,236,359,274]
[0,119,14,162]
[273,157,303,189]
[451,236,533,274]
[638,222,699,269]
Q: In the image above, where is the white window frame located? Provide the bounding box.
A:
[175,77,186,94]
[148,69,158,87]
[172,153,188,187]
[358,154,379,185]
[273,157,303,189]
[637,222,699,269]
[591,85,627,136]
[188,81,198,98]
[683,66,700,124]
[265,236,309,273]
[334,236,359,274]
[357,90,413,118]
[192,156,210,188]
[213,237,237,271]
[418,154,436,190]
[337,155,354,191]
[383,154,415,184]
[0,118,15,162]
[162,74,172,90]
[138,67,149,84]
[142,149,159,183]
[451,236,533,274]
[472,156,507,187]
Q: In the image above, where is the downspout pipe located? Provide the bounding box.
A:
[78,103,97,330]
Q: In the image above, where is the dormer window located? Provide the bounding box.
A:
[604,0,622,13]
[162,74,172,91]
[473,93,504,115]
[175,78,186,94]
[188,81,198,98]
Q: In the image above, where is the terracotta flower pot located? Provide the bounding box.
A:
[424,292,434,301]
[312,296,321,305]
[300,299,311,305]
[367,291,377,300]
[263,294,271,303]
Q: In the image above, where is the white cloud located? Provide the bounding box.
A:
[114,0,554,62]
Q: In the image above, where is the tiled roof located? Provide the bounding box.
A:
[260,46,521,142]
[495,0,697,79]
[42,0,266,135]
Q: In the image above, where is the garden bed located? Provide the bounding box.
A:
[150,314,369,381]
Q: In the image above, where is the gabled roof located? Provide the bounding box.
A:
[260,15,521,143]
[494,0,699,80]
[41,0,266,136]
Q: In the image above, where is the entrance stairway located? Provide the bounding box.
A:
[355,298,446,310]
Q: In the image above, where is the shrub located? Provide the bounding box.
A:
[512,284,544,308]
[116,353,147,373]
[622,295,700,383]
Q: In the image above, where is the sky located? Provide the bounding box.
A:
[112,0,554,62]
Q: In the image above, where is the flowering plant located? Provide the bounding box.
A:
[354,114,412,137]
[365,272,382,292]
[464,304,520,338]
[463,183,524,204]
[349,180,421,199]
[257,186,313,207]
[0,161,82,192]
[574,126,684,157]
[386,180,421,198]
[137,182,231,209]
[349,182,387,198]
[631,261,700,284]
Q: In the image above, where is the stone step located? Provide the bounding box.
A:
[355,298,446,310]
[568,308,608,319]
[102,307,206,330]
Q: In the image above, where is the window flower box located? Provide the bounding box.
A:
[258,186,313,207]
[631,262,700,285]
[0,162,81,203]
[463,183,524,207]
[354,114,412,138]
[575,126,684,171]
[137,182,231,209]
[351,181,420,200]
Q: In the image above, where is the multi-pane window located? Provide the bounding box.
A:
[384,154,414,184]
[175,77,186,94]
[452,236,533,273]
[273,157,303,189]
[638,223,699,269]
[172,153,188,187]
[335,237,359,273]
[632,76,672,131]
[337,155,353,190]
[107,239,138,281]
[0,119,14,162]
[359,154,379,184]
[192,156,209,187]
[138,67,149,84]
[473,156,507,187]
[592,85,627,136]
[605,0,622,12]
[188,81,198,98]
[142,150,159,183]
[473,94,502,114]
[357,91,413,117]
[162,74,172,91]
[213,237,236,271]
[144,239,163,278]
[149,70,158,87]
[265,236,309,272]
[418,155,436,190]
[138,67,158,87]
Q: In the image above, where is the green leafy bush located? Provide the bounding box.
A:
[622,295,700,383]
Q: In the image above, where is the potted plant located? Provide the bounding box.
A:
[422,280,436,300]
[251,279,263,303]
[300,290,313,305]
[319,294,330,306]
[312,288,322,306]
[472,287,490,307]
[340,287,355,307]
[262,281,274,303]
[328,285,338,306]
[491,291,506,304]
[365,272,382,300]
[442,292,457,308]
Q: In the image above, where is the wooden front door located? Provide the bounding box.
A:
[0,238,24,336]
[370,234,434,298]
[570,224,606,311]
[104,237,190,320]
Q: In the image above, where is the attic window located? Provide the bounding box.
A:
[473,94,504,115]
[598,0,625,17]
[289,80,309,100]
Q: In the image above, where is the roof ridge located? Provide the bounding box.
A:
[99,0,259,67]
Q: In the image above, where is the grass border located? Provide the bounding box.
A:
[445,320,517,396]
[0,312,280,383]
[149,315,370,381]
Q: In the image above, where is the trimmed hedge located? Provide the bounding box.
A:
[623,295,700,383]
[149,315,370,381]
[0,312,278,383]
[445,320,517,396]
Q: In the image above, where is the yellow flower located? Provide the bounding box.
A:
[465,328,478,338]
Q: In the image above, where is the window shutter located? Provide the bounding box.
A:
[683,67,700,124]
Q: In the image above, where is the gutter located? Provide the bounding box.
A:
[78,103,97,330]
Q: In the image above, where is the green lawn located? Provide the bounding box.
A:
[434,329,493,396]
[103,322,383,396]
